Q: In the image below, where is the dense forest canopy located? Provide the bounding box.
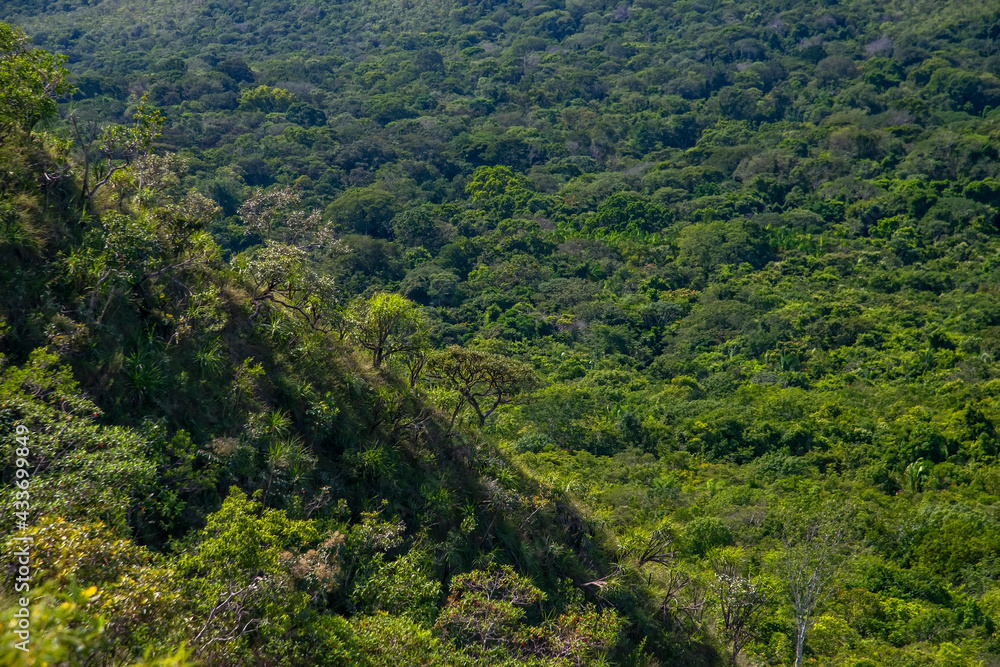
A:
[3,0,1000,665]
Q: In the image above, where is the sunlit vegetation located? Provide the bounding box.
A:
[2,0,1000,663]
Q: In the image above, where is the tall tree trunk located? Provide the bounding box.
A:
[794,620,807,667]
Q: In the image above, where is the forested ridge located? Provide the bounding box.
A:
[3,0,1000,665]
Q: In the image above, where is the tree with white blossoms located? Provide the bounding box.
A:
[711,551,772,665]
[233,186,345,331]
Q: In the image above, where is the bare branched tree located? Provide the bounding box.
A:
[778,503,854,667]
[192,579,265,659]
[661,569,706,634]
[712,559,771,664]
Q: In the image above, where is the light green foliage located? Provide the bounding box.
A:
[465,166,537,219]
[683,516,734,557]
[350,550,441,624]
[348,292,425,368]
[0,585,107,666]
[2,517,185,656]
[0,349,155,531]
[0,583,192,666]
[181,487,317,581]
[178,488,319,661]
[0,23,71,136]
[435,565,545,650]
[67,188,221,325]
[238,85,296,113]
[352,612,467,667]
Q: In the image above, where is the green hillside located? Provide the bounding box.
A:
[2,0,1000,665]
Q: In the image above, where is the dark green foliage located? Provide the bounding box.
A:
[583,192,669,235]
[325,187,398,238]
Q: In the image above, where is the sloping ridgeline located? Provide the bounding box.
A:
[3,0,1000,665]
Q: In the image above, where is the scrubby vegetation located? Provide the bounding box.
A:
[3,0,1000,664]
